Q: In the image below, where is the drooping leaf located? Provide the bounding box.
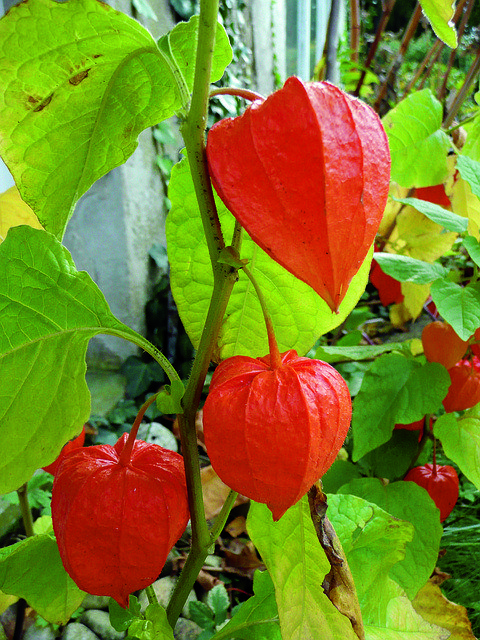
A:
[434,410,480,492]
[456,155,480,200]
[0,0,231,239]
[0,533,86,624]
[209,571,281,640]
[0,225,155,493]
[372,254,448,284]
[382,90,451,188]
[393,281,432,324]
[247,499,358,640]
[0,186,43,242]
[450,172,480,240]
[314,341,417,364]
[430,279,480,340]
[418,0,457,48]
[412,580,476,640]
[338,478,443,600]
[166,157,372,359]
[393,197,467,232]
[352,354,450,461]
[462,235,480,268]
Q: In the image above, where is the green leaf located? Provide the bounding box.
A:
[462,235,480,268]
[338,478,443,600]
[207,584,230,626]
[0,533,86,624]
[372,253,448,284]
[166,158,372,359]
[419,0,457,48]
[109,596,142,632]
[382,90,451,188]
[0,0,232,240]
[357,429,424,481]
[430,279,480,340]
[189,602,216,631]
[167,16,232,90]
[352,354,450,461]
[321,460,363,494]
[247,499,358,640]
[314,341,415,364]
[326,494,414,623]
[156,380,185,414]
[128,603,174,640]
[434,410,480,491]
[209,571,280,640]
[0,226,153,493]
[456,154,480,199]
[393,197,468,232]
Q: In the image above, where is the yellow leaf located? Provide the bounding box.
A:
[390,283,431,326]
[0,589,18,615]
[379,183,410,238]
[412,580,476,640]
[387,206,457,262]
[0,186,43,242]
[450,174,480,241]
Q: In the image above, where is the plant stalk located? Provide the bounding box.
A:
[17,483,35,538]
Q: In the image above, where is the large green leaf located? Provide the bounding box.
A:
[0,0,231,239]
[419,0,457,48]
[314,341,415,364]
[352,354,450,461]
[247,499,358,640]
[382,90,451,188]
[166,158,371,359]
[338,478,443,600]
[0,225,153,493]
[430,279,480,340]
[0,531,85,624]
[434,410,480,491]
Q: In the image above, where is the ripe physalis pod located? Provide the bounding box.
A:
[206,77,391,312]
[52,432,189,607]
[202,349,352,520]
[404,464,459,522]
[43,426,86,476]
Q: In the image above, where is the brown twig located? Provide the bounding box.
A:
[350,0,360,63]
[354,0,396,97]
[437,0,474,102]
[444,44,480,127]
[374,2,422,112]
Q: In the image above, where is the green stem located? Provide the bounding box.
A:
[166,0,241,626]
[145,585,158,607]
[167,489,238,627]
[17,484,35,538]
[242,265,282,369]
[209,87,265,102]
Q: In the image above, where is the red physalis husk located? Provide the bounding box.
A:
[43,426,86,475]
[206,76,391,312]
[52,433,189,608]
[202,349,352,521]
[443,356,480,413]
[422,321,468,370]
[404,464,459,522]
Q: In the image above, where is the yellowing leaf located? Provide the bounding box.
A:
[450,174,480,240]
[0,186,43,242]
[412,580,476,640]
[0,589,18,614]
[387,206,457,262]
[379,184,410,238]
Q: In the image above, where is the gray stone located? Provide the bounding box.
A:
[136,422,178,451]
[79,610,125,640]
[138,577,197,620]
[62,623,99,640]
[23,625,56,640]
[173,617,202,640]
[81,595,111,611]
